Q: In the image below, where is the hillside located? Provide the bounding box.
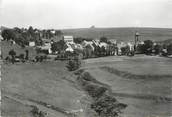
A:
[62,27,172,42]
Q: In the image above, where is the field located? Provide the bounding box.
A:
[1,38,172,117]
[1,61,91,117]
[62,27,172,42]
[2,54,172,117]
[83,55,172,117]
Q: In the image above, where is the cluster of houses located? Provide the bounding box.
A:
[35,35,144,59]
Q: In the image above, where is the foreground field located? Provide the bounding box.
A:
[2,61,92,117]
[2,55,172,117]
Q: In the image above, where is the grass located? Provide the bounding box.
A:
[2,61,88,117]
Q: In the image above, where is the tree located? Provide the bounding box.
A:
[25,50,29,60]
[1,29,15,41]
[167,43,172,55]
[51,40,66,53]
[55,30,63,36]
[143,40,153,55]
[100,37,108,43]
[121,46,130,55]
[153,44,162,55]
[100,46,106,56]
[137,44,145,54]
[14,27,23,33]
[9,49,16,64]
[28,26,35,36]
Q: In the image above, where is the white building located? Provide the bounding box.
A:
[29,41,35,47]
[0,35,3,41]
[63,36,74,44]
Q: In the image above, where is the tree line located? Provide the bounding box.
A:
[1,26,62,47]
[136,40,172,56]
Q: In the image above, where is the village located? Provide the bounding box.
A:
[1,26,172,64]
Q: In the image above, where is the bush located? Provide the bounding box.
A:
[84,84,107,98]
[143,40,153,55]
[81,72,96,82]
[30,106,39,116]
[30,106,46,117]
[66,57,81,71]
[91,94,127,117]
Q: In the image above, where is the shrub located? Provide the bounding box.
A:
[91,94,127,117]
[81,72,96,82]
[66,57,81,71]
[84,84,107,98]
[30,106,39,116]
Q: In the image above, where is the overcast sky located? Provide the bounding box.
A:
[0,0,172,29]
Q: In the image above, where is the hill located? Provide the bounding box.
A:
[62,27,172,42]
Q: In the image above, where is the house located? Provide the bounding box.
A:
[63,36,74,44]
[99,42,108,49]
[38,39,52,54]
[109,39,117,44]
[92,39,100,46]
[65,46,74,52]
[82,40,95,51]
[28,41,35,47]
[42,39,51,46]
[127,42,134,51]
[39,45,52,54]
[117,42,127,55]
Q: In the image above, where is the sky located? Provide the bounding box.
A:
[0,0,172,29]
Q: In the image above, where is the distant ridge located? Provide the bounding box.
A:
[62,27,172,42]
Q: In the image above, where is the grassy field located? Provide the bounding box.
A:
[1,39,172,117]
[62,27,172,42]
[83,55,172,117]
[2,61,92,117]
[2,55,172,117]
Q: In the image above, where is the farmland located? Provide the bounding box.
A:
[1,54,172,117]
